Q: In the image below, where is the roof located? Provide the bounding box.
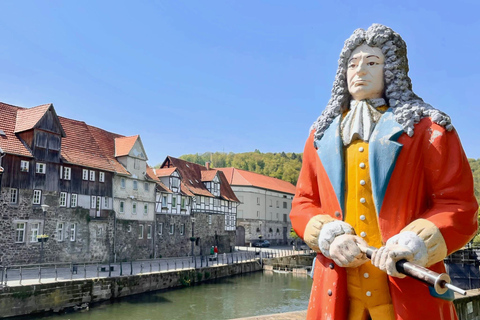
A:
[14,104,51,133]
[153,167,177,177]
[115,135,139,157]
[146,166,171,193]
[87,125,130,175]
[201,170,218,182]
[59,117,117,172]
[0,102,33,157]
[217,167,296,195]
[161,156,239,202]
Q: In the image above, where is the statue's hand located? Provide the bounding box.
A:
[329,234,368,268]
[371,231,428,278]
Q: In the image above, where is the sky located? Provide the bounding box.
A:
[0,1,479,166]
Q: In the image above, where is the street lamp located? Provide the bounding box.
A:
[39,204,50,263]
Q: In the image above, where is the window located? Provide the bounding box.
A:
[91,196,97,209]
[214,199,220,207]
[144,182,149,191]
[20,160,29,172]
[134,159,140,169]
[269,199,272,207]
[121,178,126,188]
[63,167,71,180]
[60,192,67,207]
[71,194,78,207]
[56,222,64,241]
[138,225,144,239]
[162,195,167,208]
[82,169,89,180]
[15,222,26,242]
[133,180,138,190]
[276,200,279,208]
[172,196,177,207]
[158,223,163,235]
[181,197,186,209]
[104,197,109,208]
[257,197,260,205]
[30,223,40,242]
[36,163,46,174]
[99,172,105,182]
[171,177,180,189]
[144,203,148,215]
[33,190,42,205]
[257,211,259,217]
[132,202,137,214]
[208,215,212,225]
[10,189,18,204]
[180,224,185,235]
[147,225,152,239]
[283,201,287,209]
[127,225,131,232]
[89,170,95,181]
[169,224,175,235]
[70,223,76,241]
[120,201,125,213]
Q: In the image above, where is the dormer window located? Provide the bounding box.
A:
[171,176,180,190]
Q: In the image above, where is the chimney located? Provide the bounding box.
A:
[206,162,210,170]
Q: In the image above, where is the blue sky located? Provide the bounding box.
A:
[1,1,479,166]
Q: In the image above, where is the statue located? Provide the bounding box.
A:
[290,24,478,320]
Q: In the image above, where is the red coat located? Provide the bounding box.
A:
[291,113,478,320]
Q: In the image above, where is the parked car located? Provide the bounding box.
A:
[252,240,270,247]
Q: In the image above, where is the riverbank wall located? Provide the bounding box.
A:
[0,260,262,318]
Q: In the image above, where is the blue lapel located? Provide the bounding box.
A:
[313,109,404,217]
[314,116,345,215]
[369,109,404,215]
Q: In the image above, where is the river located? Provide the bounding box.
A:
[23,271,312,320]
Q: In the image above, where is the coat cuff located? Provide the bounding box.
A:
[401,219,448,267]
[303,215,336,252]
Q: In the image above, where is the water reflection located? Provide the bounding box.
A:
[24,271,311,320]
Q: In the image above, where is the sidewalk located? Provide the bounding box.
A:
[232,310,307,320]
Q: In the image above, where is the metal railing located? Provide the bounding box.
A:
[0,251,261,288]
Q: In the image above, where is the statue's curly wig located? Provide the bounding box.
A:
[312,24,452,140]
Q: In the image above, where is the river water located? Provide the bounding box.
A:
[25,271,312,320]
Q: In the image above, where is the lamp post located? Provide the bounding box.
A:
[39,204,50,263]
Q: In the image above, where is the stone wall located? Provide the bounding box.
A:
[0,261,261,318]
[0,189,115,265]
[155,212,235,258]
[239,218,291,246]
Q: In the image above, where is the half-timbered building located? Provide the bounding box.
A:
[147,157,239,257]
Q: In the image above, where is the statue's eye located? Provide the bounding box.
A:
[367,61,377,66]
[348,63,356,69]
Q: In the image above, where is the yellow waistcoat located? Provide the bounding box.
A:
[344,140,395,320]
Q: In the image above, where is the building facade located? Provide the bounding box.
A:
[217,168,296,246]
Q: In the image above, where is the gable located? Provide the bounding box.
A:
[129,138,147,160]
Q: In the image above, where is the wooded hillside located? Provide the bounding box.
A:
[179,152,480,204]
[179,151,302,185]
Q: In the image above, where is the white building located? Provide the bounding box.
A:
[217,168,296,245]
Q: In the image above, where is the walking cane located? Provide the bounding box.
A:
[359,245,467,296]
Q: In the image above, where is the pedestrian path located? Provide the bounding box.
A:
[232,310,307,320]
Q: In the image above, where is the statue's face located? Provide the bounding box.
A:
[346,44,385,101]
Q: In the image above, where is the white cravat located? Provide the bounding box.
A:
[340,98,386,146]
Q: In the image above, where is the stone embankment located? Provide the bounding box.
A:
[0,260,261,318]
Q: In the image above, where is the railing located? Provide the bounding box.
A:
[0,251,261,288]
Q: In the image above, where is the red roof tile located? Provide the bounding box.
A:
[59,117,116,172]
[87,125,130,175]
[201,170,218,182]
[14,104,52,133]
[217,167,296,195]
[153,167,177,177]
[146,166,171,193]
[115,135,139,157]
[161,156,239,202]
[0,103,33,157]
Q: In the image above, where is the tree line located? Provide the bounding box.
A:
[179,150,303,185]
